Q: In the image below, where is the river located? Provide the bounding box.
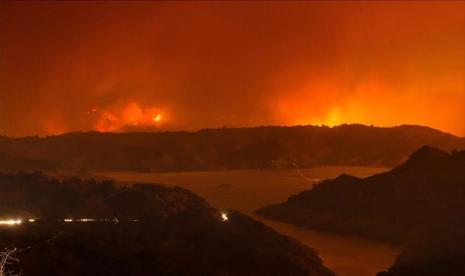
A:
[98,167,401,276]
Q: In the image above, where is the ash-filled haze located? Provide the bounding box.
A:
[0,1,464,136]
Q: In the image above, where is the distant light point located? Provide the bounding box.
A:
[221,212,229,222]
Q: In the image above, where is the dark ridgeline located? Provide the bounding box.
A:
[0,124,464,172]
[256,146,465,275]
[0,172,333,276]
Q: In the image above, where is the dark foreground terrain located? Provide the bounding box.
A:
[257,146,465,275]
[0,124,463,172]
[0,172,333,276]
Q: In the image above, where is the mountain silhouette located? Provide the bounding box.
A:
[256,146,465,275]
[0,124,463,172]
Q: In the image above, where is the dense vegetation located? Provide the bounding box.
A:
[256,146,465,275]
[0,172,333,275]
[0,124,463,172]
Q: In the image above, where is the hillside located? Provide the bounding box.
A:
[0,124,463,172]
[256,146,465,275]
[0,172,333,275]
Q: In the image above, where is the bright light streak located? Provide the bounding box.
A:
[28,219,36,222]
[0,219,22,226]
[221,212,229,222]
[64,218,73,222]
[79,218,95,222]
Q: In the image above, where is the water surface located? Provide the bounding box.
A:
[100,167,400,276]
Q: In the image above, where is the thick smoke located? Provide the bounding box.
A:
[0,2,464,136]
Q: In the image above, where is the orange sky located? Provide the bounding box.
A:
[0,1,464,137]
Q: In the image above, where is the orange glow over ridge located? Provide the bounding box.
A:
[0,2,463,136]
[95,102,164,132]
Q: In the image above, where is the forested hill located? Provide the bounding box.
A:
[0,124,463,172]
[0,172,333,276]
[256,146,465,276]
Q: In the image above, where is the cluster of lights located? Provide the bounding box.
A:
[1,214,228,226]
[0,217,142,226]
[0,218,39,225]
[63,218,130,223]
[63,218,97,222]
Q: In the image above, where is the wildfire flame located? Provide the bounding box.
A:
[94,102,164,132]
[152,114,162,122]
